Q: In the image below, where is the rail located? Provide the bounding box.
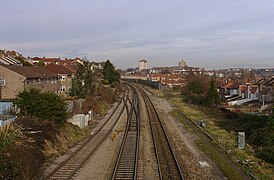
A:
[112,85,140,180]
[46,94,126,179]
[138,86,184,180]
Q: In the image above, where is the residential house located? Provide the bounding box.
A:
[254,77,274,102]
[31,57,61,65]
[239,85,248,98]
[161,79,185,87]
[0,64,60,100]
[248,86,259,100]
[254,78,266,93]
[261,77,274,102]
[160,74,186,87]
[239,84,258,99]
[45,64,75,96]
[121,73,186,87]
[149,74,167,82]
[223,81,240,97]
[0,57,22,66]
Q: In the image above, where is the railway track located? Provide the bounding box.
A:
[46,93,127,179]
[138,86,184,180]
[112,85,140,180]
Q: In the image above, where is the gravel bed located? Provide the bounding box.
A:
[138,91,159,180]
[76,104,128,179]
[44,88,227,179]
[150,95,226,179]
[42,102,121,177]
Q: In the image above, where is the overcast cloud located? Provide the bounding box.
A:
[1,0,274,69]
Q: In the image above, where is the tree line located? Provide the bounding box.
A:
[181,73,220,106]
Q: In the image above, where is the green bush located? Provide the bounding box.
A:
[256,146,274,164]
[13,88,67,124]
[231,114,274,164]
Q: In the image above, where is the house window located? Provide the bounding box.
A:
[0,79,5,86]
[61,76,66,81]
[33,79,37,85]
[61,85,65,92]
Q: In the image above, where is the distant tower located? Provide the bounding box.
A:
[139,59,148,71]
[179,60,187,68]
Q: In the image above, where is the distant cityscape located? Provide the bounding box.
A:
[0,49,273,108]
[121,58,273,109]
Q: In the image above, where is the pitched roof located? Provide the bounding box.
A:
[264,77,274,86]
[45,64,72,75]
[149,73,184,79]
[254,77,265,85]
[166,73,185,79]
[223,81,233,88]
[2,64,59,78]
[150,74,167,78]
[0,57,21,65]
[62,64,77,74]
[223,81,239,89]
[31,57,59,62]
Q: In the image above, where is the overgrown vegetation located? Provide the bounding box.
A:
[0,122,22,148]
[221,111,274,164]
[81,85,120,116]
[69,61,95,98]
[206,78,221,106]
[14,56,32,66]
[169,94,274,178]
[181,73,273,164]
[170,109,245,179]
[13,88,67,124]
[0,118,47,179]
[0,117,86,179]
[102,60,120,85]
[181,74,220,106]
[69,59,120,98]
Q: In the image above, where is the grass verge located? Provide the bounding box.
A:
[171,109,247,179]
[170,97,274,179]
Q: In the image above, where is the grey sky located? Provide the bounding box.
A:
[1,0,274,69]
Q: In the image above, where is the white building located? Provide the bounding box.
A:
[139,59,148,71]
[179,60,187,68]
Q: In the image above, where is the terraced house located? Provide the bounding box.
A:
[0,63,60,100]
[45,63,76,96]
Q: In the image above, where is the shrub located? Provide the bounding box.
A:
[256,146,274,164]
[0,123,22,148]
[13,88,67,124]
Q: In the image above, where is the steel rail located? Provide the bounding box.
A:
[138,85,184,180]
[112,85,140,180]
[46,95,126,179]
